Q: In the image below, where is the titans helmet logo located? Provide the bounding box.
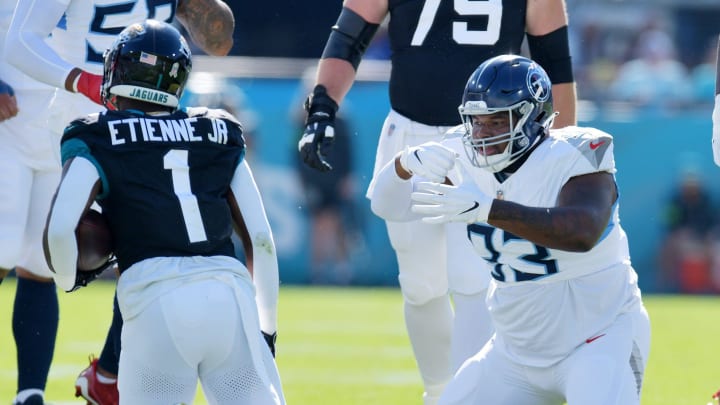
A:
[526,64,551,102]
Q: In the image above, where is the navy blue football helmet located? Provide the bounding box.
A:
[102,20,192,110]
[458,55,555,172]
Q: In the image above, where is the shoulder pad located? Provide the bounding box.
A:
[552,126,613,171]
[62,113,102,142]
[186,106,242,127]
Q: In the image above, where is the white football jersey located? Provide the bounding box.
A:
[49,0,177,74]
[6,0,177,88]
[442,126,644,367]
[6,0,179,135]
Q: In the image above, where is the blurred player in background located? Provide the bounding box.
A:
[0,2,73,404]
[711,34,720,166]
[43,19,283,405]
[4,1,233,404]
[370,54,650,405]
[298,1,576,403]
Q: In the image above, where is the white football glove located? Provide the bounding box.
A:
[410,180,493,224]
[398,142,457,183]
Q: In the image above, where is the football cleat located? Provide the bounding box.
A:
[75,356,118,405]
[12,394,44,405]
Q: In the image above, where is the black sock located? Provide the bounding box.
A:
[13,277,59,391]
[98,292,122,376]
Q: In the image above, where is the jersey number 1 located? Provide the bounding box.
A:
[164,149,208,243]
[411,0,502,46]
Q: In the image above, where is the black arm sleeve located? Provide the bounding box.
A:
[527,26,574,84]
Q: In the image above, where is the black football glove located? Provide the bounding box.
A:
[262,331,277,358]
[67,256,117,293]
[298,85,338,172]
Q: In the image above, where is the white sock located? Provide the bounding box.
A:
[404,295,453,399]
[97,372,117,384]
[450,291,493,372]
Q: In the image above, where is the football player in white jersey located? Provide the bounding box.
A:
[4,1,233,404]
[369,55,651,405]
[1,2,73,404]
[300,2,576,402]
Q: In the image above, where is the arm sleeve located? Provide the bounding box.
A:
[368,158,423,222]
[45,157,100,291]
[713,94,720,166]
[4,0,75,89]
[230,159,279,334]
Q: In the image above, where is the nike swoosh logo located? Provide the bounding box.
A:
[589,140,605,150]
[585,333,606,344]
[460,202,479,214]
[413,149,422,164]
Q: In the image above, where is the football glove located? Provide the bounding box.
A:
[398,142,457,183]
[298,85,338,172]
[262,331,277,358]
[67,256,117,293]
[411,180,493,224]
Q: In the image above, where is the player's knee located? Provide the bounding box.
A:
[399,274,446,306]
[0,241,22,270]
[15,266,53,282]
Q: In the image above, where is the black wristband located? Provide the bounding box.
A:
[304,85,339,119]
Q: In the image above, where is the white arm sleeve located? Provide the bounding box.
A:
[369,158,424,222]
[713,94,720,166]
[230,159,279,334]
[45,157,100,291]
[4,0,75,89]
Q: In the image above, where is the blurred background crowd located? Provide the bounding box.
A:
[176,0,720,294]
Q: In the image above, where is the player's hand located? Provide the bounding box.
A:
[0,79,18,122]
[411,180,493,224]
[262,331,277,358]
[298,85,338,172]
[398,142,457,183]
[67,256,117,293]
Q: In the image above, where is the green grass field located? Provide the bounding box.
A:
[1,278,719,405]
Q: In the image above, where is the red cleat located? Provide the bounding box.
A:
[74,356,119,405]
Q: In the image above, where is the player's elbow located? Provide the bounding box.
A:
[205,39,234,57]
[3,31,20,67]
[253,232,276,258]
[371,198,400,221]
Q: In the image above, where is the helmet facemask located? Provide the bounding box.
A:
[460,101,540,172]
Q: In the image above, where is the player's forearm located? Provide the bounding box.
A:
[488,200,605,252]
[176,0,234,56]
[5,0,75,89]
[551,82,577,128]
[316,56,358,106]
[369,158,421,222]
[252,233,279,334]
